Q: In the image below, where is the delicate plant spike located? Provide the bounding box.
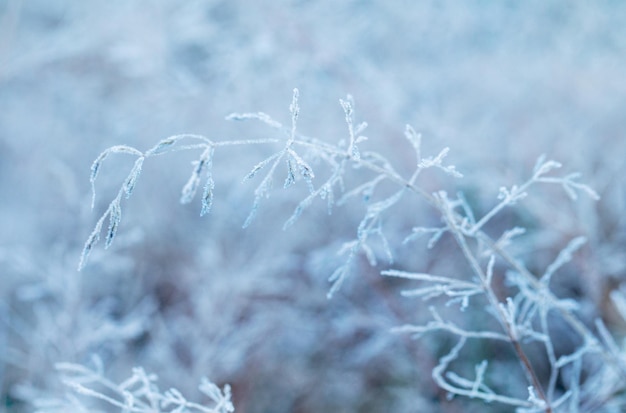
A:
[383,270,482,310]
[89,159,103,210]
[418,147,463,178]
[533,155,562,178]
[78,217,103,271]
[392,308,509,341]
[243,152,282,182]
[403,225,447,248]
[455,191,476,226]
[123,157,145,198]
[242,157,281,228]
[201,167,216,217]
[490,226,526,253]
[226,112,283,129]
[530,157,600,201]
[337,175,386,205]
[404,125,422,165]
[286,148,314,185]
[181,146,214,205]
[327,253,353,299]
[144,137,178,156]
[104,196,122,249]
[289,88,300,143]
[89,145,143,209]
[284,158,296,188]
[340,95,361,160]
[560,173,601,201]
[541,236,587,284]
[283,160,345,230]
[497,185,528,204]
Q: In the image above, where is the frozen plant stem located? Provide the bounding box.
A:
[438,197,552,412]
[348,149,626,385]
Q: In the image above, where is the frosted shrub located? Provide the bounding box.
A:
[33,358,233,413]
[77,89,626,413]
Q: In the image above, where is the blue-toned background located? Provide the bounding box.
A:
[1,1,625,411]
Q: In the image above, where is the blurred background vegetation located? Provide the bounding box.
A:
[0,1,624,411]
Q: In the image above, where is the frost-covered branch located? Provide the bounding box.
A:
[40,361,234,413]
[79,90,614,412]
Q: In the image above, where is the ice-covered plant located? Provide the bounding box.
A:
[33,357,233,413]
[77,89,626,412]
